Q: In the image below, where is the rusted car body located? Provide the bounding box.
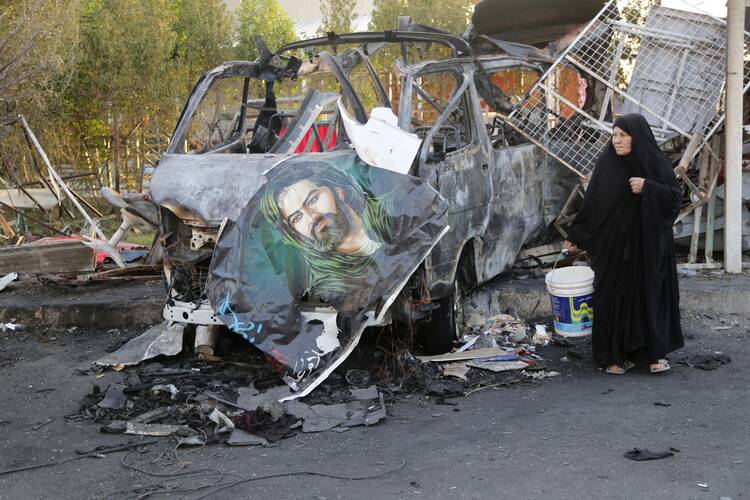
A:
[150,30,573,352]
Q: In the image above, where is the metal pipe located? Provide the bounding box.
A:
[689,150,710,263]
[663,49,691,129]
[18,115,107,240]
[705,136,720,263]
[599,35,627,123]
[724,0,744,273]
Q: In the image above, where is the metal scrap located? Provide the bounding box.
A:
[285,389,387,433]
[0,272,16,292]
[125,422,194,437]
[95,322,185,368]
[417,347,519,363]
[97,384,127,410]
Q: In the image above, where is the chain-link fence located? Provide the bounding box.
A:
[506,0,750,179]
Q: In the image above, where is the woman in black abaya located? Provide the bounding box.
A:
[563,113,684,375]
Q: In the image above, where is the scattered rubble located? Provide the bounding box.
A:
[95,322,184,368]
[73,308,575,446]
[441,363,470,380]
[623,447,678,461]
[1,116,160,282]
[97,383,127,410]
[1,322,21,332]
[0,272,17,292]
[674,353,732,371]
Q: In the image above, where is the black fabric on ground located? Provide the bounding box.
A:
[623,448,675,461]
[567,114,684,367]
[680,353,732,370]
[231,408,298,442]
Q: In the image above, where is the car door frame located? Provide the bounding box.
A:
[398,60,493,298]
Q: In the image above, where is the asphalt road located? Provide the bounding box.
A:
[0,313,748,499]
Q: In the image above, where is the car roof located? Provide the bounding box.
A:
[277,31,472,58]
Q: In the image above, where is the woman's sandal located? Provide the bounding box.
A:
[606,361,635,375]
[649,359,670,374]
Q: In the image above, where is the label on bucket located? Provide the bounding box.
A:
[550,293,593,334]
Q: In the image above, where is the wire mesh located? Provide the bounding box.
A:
[506,0,750,178]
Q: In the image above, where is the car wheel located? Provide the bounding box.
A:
[418,267,466,355]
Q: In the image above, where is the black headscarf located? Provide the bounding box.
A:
[567,113,681,256]
[623,114,681,263]
[566,113,683,367]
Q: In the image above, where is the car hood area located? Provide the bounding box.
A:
[150,153,288,225]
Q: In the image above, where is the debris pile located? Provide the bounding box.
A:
[75,311,573,446]
[418,313,561,382]
[74,351,388,447]
[1,116,160,285]
[674,352,732,371]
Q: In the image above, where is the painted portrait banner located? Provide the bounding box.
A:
[207,151,448,398]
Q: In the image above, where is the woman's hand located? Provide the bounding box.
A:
[563,240,578,253]
[629,177,645,194]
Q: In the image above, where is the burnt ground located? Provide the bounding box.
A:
[0,311,749,499]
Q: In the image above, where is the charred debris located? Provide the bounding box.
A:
[1,0,748,445]
[74,309,573,446]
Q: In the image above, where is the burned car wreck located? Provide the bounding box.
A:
[149,28,576,397]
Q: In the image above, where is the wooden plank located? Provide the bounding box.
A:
[417,347,518,363]
[86,265,160,279]
[125,423,191,436]
[0,210,15,239]
[0,239,96,275]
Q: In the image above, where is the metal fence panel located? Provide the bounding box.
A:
[506,0,750,179]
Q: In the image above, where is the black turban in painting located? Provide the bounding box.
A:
[567,113,684,366]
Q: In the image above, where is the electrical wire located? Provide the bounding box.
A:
[192,459,406,500]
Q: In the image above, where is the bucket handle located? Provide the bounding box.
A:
[549,250,592,283]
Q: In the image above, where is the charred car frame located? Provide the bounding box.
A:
[150,28,575,354]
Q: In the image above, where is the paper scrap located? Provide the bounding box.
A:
[442,362,470,380]
[338,101,421,175]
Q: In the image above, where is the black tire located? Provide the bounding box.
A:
[418,267,466,355]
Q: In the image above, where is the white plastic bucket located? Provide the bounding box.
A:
[545,265,594,337]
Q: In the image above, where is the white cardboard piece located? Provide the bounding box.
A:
[338,101,422,175]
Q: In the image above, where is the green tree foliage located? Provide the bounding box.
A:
[0,0,80,124]
[48,0,234,191]
[366,0,474,81]
[319,0,357,35]
[0,0,661,199]
[369,0,474,33]
[620,0,656,25]
[172,0,234,91]
[64,0,177,190]
[72,0,176,117]
[235,0,297,61]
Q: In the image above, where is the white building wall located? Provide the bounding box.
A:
[223,0,375,39]
[277,0,375,20]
